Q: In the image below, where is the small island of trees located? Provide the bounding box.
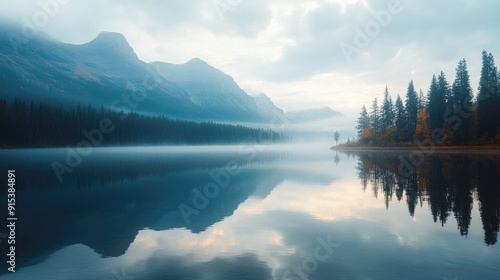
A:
[347,51,500,147]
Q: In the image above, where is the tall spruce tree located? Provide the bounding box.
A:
[381,86,395,132]
[395,95,406,143]
[437,71,452,108]
[477,51,500,138]
[356,105,369,139]
[405,80,419,142]
[451,59,474,144]
[436,71,452,143]
[427,74,446,132]
[370,97,380,138]
[418,89,426,110]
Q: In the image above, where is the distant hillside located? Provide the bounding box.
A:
[151,59,265,121]
[251,92,286,121]
[286,107,343,123]
[0,23,281,122]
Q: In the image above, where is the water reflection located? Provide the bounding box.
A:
[0,146,288,269]
[349,151,500,246]
[0,146,287,191]
[0,146,499,279]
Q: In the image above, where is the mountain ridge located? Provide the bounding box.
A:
[0,23,342,123]
[286,106,343,123]
[150,59,264,121]
[82,31,139,61]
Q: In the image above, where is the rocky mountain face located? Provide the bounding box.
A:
[0,23,342,123]
[0,25,265,121]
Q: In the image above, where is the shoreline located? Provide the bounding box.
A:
[330,146,500,154]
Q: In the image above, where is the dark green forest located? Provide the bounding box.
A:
[352,51,500,146]
[0,98,287,147]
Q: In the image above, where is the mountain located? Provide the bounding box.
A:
[252,92,286,121]
[285,107,343,123]
[151,59,264,121]
[0,25,198,119]
[0,23,273,122]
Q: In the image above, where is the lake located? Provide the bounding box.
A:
[0,144,499,280]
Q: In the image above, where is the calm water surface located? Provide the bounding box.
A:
[0,144,499,280]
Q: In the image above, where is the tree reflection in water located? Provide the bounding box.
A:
[348,151,500,246]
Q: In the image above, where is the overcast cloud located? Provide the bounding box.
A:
[2,0,500,119]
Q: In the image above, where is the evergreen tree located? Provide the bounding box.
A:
[437,72,454,143]
[418,89,426,110]
[381,86,395,132]
[437,71,452,109]
[427,71,450,135]
[427,74,447,133]
[334,130,340,146]
[451,59,474,144]
[395,95,406,142]
[477,51,500,138]
[370,97,380,138]
[405,80,419,142]
[356,105,369,139]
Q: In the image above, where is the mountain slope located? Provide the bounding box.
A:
[252,92,286,121]
[286,107,343,123]
[0,26,200,119]
[0,23,271,122]
[151,59,264,121]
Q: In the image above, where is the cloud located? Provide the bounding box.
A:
[136,253,273,280]
[257,0,500,82]
[208,0,274,38]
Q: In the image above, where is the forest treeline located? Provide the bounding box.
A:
[351,51,500,146]
[0,98,287,147]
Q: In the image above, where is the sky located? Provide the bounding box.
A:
[2,0,500,119]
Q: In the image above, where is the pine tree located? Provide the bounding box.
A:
[437,71,452,107]
[381,86,395,132]
[418,89,426,110]
[395,95,406,143]
[437,72,454,145]
[405,80,419,142]
[334,130,340,146]
[451,59,474,144]
[427,74,446,132]
[370,98,380,139]
[477,51,500,139]
[356,105,369,139]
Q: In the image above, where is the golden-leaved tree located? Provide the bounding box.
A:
[414,108,430,142]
